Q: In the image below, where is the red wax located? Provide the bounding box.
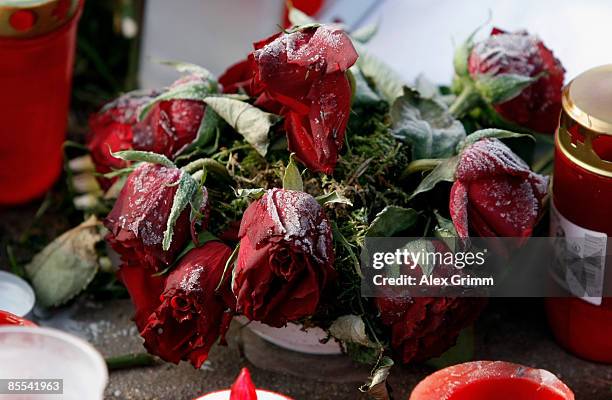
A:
[0,2,83,205]
[546,137,612,363]
[0,310,36,327]
[409,361,574,400]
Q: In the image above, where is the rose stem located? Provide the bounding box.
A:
[400,159,444,180]
[449,84,481,118]
[182,158,232,182]
[105,353,157,371]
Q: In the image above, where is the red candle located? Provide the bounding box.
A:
[0,310,36,327]
[546,65,612,363]
[0,0,83,205]
[409,361,574,400]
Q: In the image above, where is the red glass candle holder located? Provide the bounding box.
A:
[409,361,574,400]
[547,65,612,363]
[0,0,83,205]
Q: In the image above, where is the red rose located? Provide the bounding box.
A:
[117,263,166,329]
[233,188,335,327]
[230,368,258,400]
[104,163,199,271]
[376,297,486,363]
[219,25,358,174]
[219,58,256,95]
[133,74,206,157]
[449,139,548,238]
[135,242,235,368]
[87,91,156,189]
[468,28,565,133]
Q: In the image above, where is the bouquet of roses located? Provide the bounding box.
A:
[26,7,564,397]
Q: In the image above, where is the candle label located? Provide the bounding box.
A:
[550,200,607,305]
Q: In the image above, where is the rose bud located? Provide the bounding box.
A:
[233,188,335,327]
[139,241,235,368]
[230,368,258,400]
[87,91,156,190]
[133,74,206,157]
[449,138,548,238]
[376,297,486,363]
[452,28,565,134]
[104,163,196,271]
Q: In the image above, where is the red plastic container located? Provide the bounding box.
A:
[0,0,83,205]
[547,65,612,363]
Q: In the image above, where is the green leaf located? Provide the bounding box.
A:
[282,153,304,191]
[329,315,377,348]
[351,21,379,44]
[287,5,317,26]
[355,43,405,103]
[177,107,222,157]
[426,326,474,369]
[25,216,102,307]
[139,81,217,120]
[102,166,136,179]
[402,239,437,276]
[234,187,266,200]
[350,66,384,109]
[203,97,279,157]
[459,128,534,151]
[391,87,466,160]
[163,172,198,251]
[216,244,240,291]
[474,73,541,104]
[453,16,489,77]
[434,210,458,239]
[359,356,394,400]
[157,60,216,82]
[111,150,174,167]
[366,206,419,237]
[410,156,459,199]
[316,191,353,206]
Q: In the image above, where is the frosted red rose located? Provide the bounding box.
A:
[133,74,206,157]
[233,188,335,327]
[88,75,207,189]
[220,26,358,174]
[104,163,201,271]
[449,138,548,237]
[468,28,565,133]
[139,242,235,368]
[87,90,156,189]
[376,297,486,364]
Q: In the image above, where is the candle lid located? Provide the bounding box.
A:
[0,0,79,39]
[558,64,612,177]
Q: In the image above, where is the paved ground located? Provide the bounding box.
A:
[2,206,612,399]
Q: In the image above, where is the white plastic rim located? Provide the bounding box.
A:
[236,316,342,355]
[195,389,292,400]
[0,270,35,317]
[0,327,108,400]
